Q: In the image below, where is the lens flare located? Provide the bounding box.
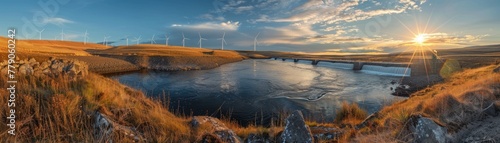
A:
[414,34,427,44]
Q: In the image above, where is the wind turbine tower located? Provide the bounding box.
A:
[104,36,111,46]
[165,34,170,46]
[60,29,65,41]
[182,33,189,47]
[198,33,207,48]
[151,34,156,44]
[125,36,129,46]
[254,32,260,51]
[37,29,45,40]
[84,30,89,45]
[133,36,142,45]
[217,32,227,50]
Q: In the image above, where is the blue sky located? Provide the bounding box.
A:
[2,0,499,53]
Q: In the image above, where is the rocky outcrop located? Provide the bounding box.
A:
[494,66,500,73]
[279,110,314,143]
[0,57,88,80]
[190,116,242,143]
[93,111,144,142]
[407,115,447,143]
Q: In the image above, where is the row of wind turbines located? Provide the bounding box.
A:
[35,29,261,51]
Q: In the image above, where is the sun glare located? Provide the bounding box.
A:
[413,34,427,44]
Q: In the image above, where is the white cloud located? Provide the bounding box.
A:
[199,14,225,21]
[171,21,240,31]
[42,17,74,26]
[270,0,426,25]
[259,23,318,45]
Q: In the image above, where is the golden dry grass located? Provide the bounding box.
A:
[89,44,244,59]
[0,36,109,56]
[335,102,368,125]
[0,73,191,142]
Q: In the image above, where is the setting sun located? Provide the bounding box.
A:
[414,34,427,44]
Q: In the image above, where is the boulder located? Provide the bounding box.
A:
[93,111,144,142]
[279,110,314,143]
[494,66,500,73]
[408,115,447,143]
[191,116,242,143]
[18,64,34,75]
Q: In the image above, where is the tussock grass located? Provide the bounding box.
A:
[335,102,368,124]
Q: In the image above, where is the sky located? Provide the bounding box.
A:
[2,0,499,54]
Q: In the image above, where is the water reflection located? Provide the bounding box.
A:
[111,59,403,126]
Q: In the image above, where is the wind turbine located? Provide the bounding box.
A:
[165,34,170,46]
[133,36,142,45]
[103,36,111,46]
[37,29,45,40]
[254,32,260,51]
[198,33,207,48]
[217,32,227,50]
[60,29,65,41]
[151,34,156,44]
[84,30,89,45]
[125,35,129,46]
[182,32,189,47]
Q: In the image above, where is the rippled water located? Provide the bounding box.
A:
[110,59,404,126]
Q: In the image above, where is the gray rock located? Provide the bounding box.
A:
[28,58,36,64]
[409,116,447,143]
[245,133,271,143]
[18,64,34,75]
[494,66,500,73]
[280,110,314,143]
[40,61,50,69]
[93,111,144,142]
[483,103,498,117]
[93,112,113,142]
[192,116,242,143]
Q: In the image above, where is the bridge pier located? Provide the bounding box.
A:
[293,59,299,62]
[353,62,364,70]
[312,60,320,65]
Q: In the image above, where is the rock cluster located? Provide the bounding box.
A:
[0,57,88,80]
[190,116,242,143]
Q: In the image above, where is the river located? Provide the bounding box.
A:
[110,59,405,126]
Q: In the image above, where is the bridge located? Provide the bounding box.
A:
[271,57,446,77]
[272,57,411,70]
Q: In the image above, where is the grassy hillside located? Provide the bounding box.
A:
[0,73,191,142]
[88,44,243,58]
[352,64,500,142]
[0,37,109,56]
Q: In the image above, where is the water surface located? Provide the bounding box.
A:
[110,59,404,125]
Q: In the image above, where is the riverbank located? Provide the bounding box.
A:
[87,44,246,72]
